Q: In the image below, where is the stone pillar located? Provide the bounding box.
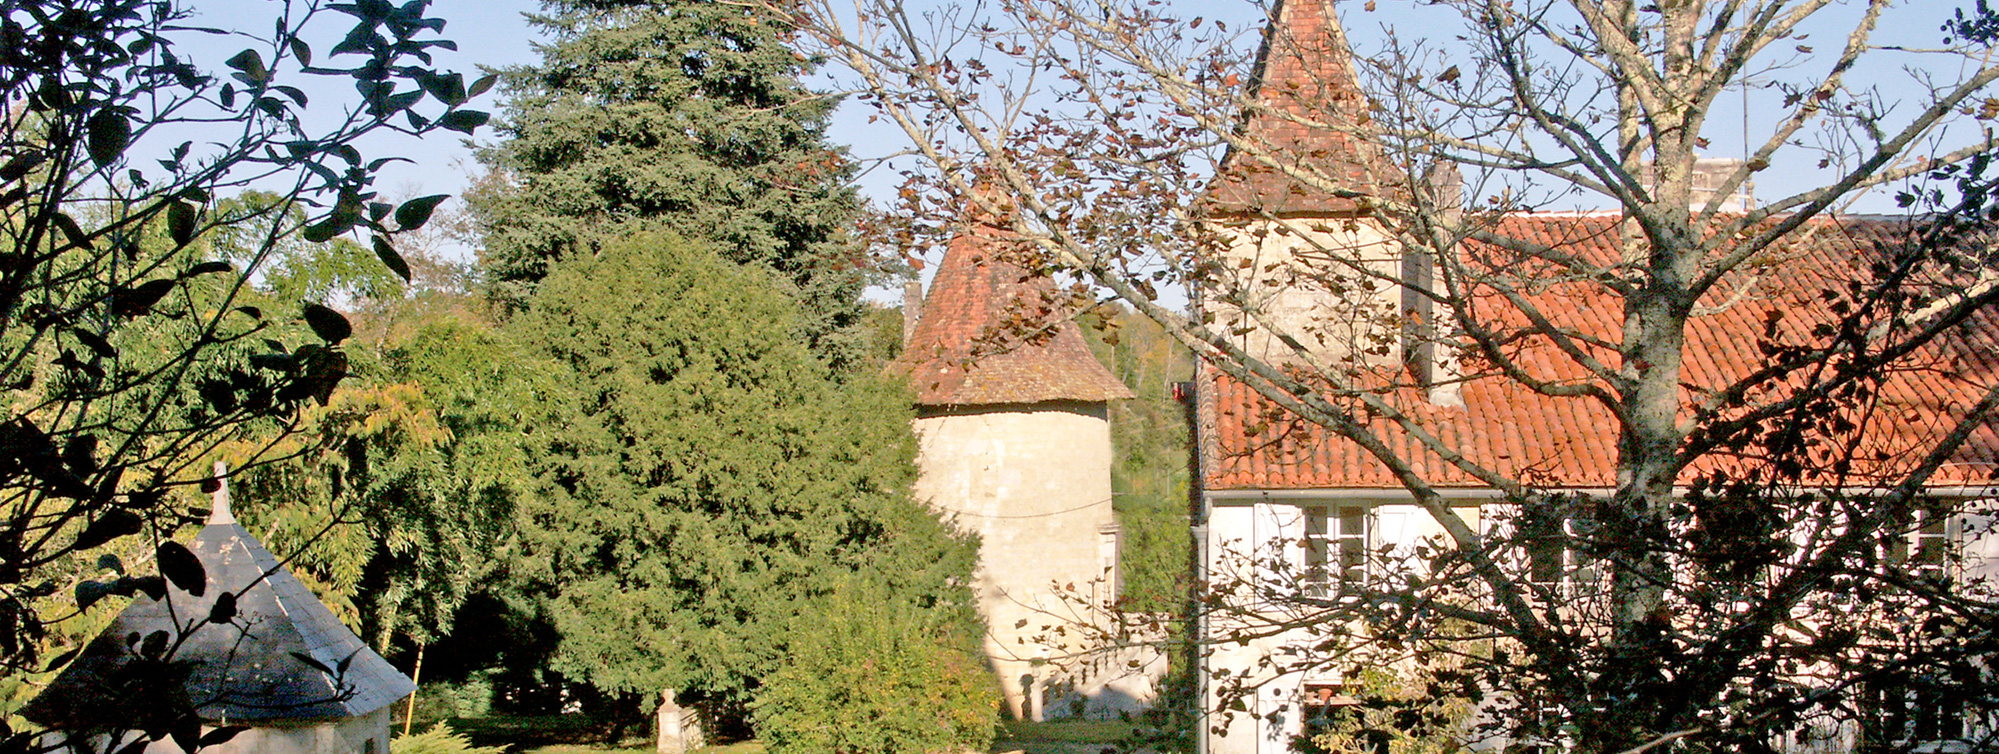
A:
[656,688,702,754]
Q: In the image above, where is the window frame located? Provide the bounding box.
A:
[1303,503,1370,597]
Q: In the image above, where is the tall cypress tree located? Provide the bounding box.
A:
[473,0,868,367]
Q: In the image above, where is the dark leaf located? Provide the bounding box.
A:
[197,727,244,747]
[166,201,197,247]
[52,212,92,249]
[0,152,45,182]
[437,109,488,134]
[371,236,410,282]
[130,576,166,601]
[139,629,169,660]
[468,73,498,98]
[186,261,233,277]
[169,716,199,754]
[156,541,206,597]
[74,580,115,610]
[86,110,131,168]
[73,510,143,551]
[63,433,97,474]
[208,591,237,625]
[71,328,115,359]
[288,36,312,66]
[112,279,176,318]
[394,194,448,231]
[198,379,238,414]
[302,304,351,344]
[224,49,268,84]
[302,216,345,243]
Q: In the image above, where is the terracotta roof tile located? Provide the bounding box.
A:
[895,223,1133,406]
[1203,213,1999,491]
[1208,0,1391,216]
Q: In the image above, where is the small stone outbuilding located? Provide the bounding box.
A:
[24,469,414,754]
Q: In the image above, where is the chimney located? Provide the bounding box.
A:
[1404,161,1460,391]
[903,280,924,346]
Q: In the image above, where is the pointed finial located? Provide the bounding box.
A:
[209,461,234,526]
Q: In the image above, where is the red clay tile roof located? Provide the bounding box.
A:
[896,223,1134,407]
[1202,213,1999,491]
[1207,0,1391,216]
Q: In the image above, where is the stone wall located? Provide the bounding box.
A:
[913,402,1147,719]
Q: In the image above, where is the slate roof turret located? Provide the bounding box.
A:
[24,467,414,728]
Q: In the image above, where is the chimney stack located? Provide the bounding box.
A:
[903,280,924,347]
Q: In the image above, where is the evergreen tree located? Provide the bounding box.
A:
[473,0,870,367]
[504,230,982,725]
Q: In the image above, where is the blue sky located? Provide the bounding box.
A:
[178,0,1988,246]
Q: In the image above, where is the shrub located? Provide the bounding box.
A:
[751,576,999,754]
[394,723,506,754]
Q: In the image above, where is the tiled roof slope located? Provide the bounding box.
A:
[1204,213,1999,490]
[25,511,414,726]
[896,223,1133,406]
[1208,0,1390,216]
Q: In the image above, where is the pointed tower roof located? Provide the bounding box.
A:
[1209,0,1390,216]
[895,221,1133,407]
[23,467,413,728]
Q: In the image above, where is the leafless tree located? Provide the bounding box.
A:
[789,0,1999,751]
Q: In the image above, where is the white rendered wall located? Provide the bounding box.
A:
[46,707,396,754]
[1201,497,1478,754]
[913,402,1125,719]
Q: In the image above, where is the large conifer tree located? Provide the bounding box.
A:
[473,0,868,366]
[504,231,985,732]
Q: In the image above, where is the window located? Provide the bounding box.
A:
[1519,504,1594,591]
[1886,507,1955,576]
[1863,682,1966,753]
[1305,505,1368,596]
[1095,525,1121,608]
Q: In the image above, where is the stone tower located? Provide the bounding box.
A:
[895,216,1138,720]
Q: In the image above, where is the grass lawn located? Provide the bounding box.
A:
[992,719,1135,753]
[409,714,1134,754]
[409,714,764,754]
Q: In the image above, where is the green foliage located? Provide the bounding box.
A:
[1295,665,1474,754]
[396,723,508,754]
[474,0,872,367]
[505,231,981,715]
[409,675,497,721]
[752,575,999,754]
[225,308,533,649]
[0,0,485,723]
[1077,305,1193,613]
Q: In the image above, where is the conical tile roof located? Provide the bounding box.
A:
[24,477,413,727]
[896,222,1132,407]
[1209,0,1392,216]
